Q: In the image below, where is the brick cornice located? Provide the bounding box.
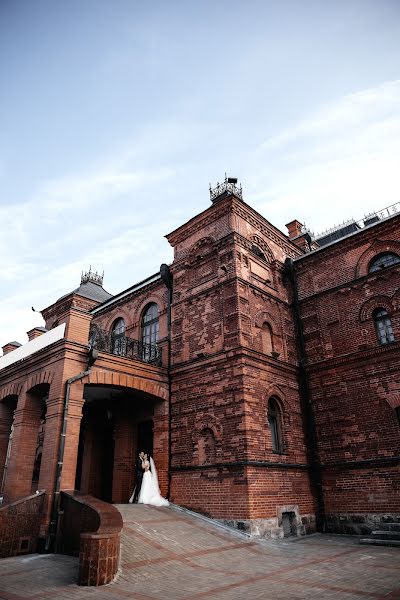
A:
[171,345,297,375]
[306,339,400,372]
[166,195,302,259]
[321,455,400,469]
[171,459,309,471]
[298,261,400,303]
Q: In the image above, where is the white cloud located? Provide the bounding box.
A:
[249,80,400,234]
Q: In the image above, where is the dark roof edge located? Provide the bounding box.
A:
[294,211,400,263]
[90,272,161,314]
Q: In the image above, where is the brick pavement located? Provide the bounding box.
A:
[0,504,399,600]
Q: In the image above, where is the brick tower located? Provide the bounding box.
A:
[166,178,317,536]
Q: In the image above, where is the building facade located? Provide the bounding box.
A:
[0,179,399,548]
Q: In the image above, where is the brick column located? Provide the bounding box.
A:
[60,382,85,491]
[112,406,136,503]
[3,391,42,501]
[0,402,15,490]
[153,400,169,497]
[38,384,65,494]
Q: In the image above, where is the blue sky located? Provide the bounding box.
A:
[1,0,400,348]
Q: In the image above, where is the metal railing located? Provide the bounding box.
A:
[312,201,400,241]
[89,326,162,365]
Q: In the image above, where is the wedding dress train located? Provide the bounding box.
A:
[137,457,169,507]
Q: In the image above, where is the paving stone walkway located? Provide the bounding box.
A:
[0,504,399,600]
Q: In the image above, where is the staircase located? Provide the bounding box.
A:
[360,521,400,547]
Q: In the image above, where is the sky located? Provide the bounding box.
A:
[1,0,400,349]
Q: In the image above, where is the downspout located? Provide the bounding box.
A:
[46,347,98,551]
[160,264,173,500]
[284,258,326,532]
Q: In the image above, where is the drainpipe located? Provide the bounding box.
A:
[160,264,173,500]
[46,347,98,551]
[284,258,326,532]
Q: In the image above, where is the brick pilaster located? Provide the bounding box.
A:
[3,391,42,501]
[60,382,85,491]
[0,402,14,490]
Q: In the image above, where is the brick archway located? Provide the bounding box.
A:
[82,369,168,401]
[0,382,23,402]
[24,370,54,394]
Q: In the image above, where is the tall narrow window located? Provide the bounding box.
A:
[373,308,395,345]
[111,317,126,355]
[268,397,283,453]
[142,304,159,346]
[141,304,159,361]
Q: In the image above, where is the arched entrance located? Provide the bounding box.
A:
[74,384,167,504]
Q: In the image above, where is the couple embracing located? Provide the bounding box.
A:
[129,451,169,507]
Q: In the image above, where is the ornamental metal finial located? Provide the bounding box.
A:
[81,267,104,286]
[209,175,243,204]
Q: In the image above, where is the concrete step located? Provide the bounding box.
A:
[370,530,400,541]
[360,538,400,548]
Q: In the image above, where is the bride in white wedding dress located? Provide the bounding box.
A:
[138,454,169,507]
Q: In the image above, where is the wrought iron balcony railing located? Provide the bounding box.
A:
[89,326,162,365]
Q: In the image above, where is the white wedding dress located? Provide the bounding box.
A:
[137,457,169,507]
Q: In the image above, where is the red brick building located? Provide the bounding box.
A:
[0,178,399,549]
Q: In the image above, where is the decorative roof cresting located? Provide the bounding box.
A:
[81,267,104,286]
[209,174,243,204]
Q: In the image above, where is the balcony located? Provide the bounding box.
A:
[89,326,162,366]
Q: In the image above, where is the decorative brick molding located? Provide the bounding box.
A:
[59,492,123,586]
[23,370,54,393]
[82,369,168,401]
[385,393,400,409]
[0,382,22,401]
[249,235,275,263]
[359,295,394,322]
[355,239,400,278]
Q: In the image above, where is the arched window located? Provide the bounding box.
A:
[111,317,126,355]
[369,253,400,273]
[373,308,395,345]
[251,244,266,261]
[268,397,283,453]
[141,304,159,346]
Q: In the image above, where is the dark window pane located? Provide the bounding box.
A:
[268,398,283,453]
[111,318,126,355]
[369,253,400,273]
[374,308,395,345]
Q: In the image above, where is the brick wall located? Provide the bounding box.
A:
[296,214,400,530]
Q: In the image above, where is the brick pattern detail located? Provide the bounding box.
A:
[0,492,45,558]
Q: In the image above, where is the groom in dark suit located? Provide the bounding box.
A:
[132,451,144,503]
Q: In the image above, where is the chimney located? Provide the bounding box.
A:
[2,341,22,356]
[27,326,47,341]
[285,220,304,240]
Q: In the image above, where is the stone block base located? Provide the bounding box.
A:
[325,513,400,536]
[222,506,316,539]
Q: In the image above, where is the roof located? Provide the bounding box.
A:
[58,280,113,303]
